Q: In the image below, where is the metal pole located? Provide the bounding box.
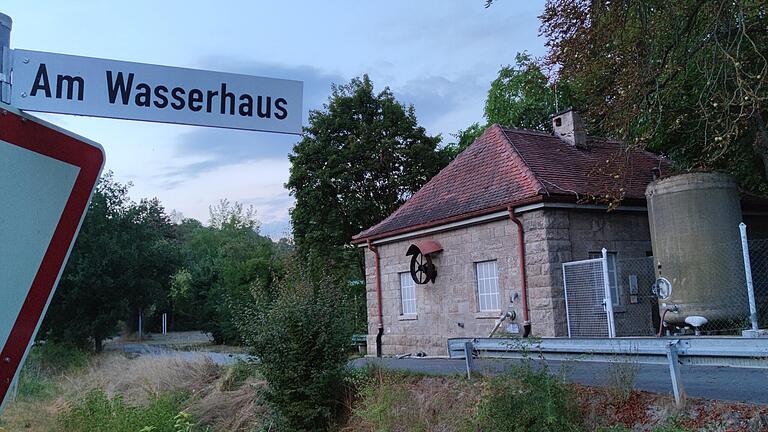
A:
[463,341,474,379]
[0,12,11,104]
[740,223,758,332]
[666,341,686,408]
[601,248,616,338]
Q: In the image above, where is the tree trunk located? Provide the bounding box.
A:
[94,337,103,353]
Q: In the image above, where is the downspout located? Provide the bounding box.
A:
[367,240,384,357]
[507,206,531,337]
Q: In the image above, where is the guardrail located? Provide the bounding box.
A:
[447,337,768,406]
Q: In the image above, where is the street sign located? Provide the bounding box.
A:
[0,105,104,410]
[10,49,303,134]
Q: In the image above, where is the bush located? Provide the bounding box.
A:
[59,389,202,432]
[472,363,582,432]
[237,259,354,431]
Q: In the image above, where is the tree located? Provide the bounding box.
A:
[445,52,576,158]
[170,200,280,344]
[485,52,576,131]
[41,173,180,351]
[287,75,449,269]
[537,0,768,193]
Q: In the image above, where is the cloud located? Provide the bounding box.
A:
[392,74,489,140]
[153,60,348,184]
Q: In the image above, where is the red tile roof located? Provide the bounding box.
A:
[353,124,668,242]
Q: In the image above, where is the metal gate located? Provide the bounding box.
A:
[562,249,615,337]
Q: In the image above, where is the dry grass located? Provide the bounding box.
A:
[1,353,269,432]
[64,353,219,406]
[187,375,269,431]
[346,372,486,432]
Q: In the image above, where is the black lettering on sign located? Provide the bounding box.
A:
[188,89,203,112]
[206,90,218,113]
[274,98,288,120]
[56,74,85,101]
[153,85,169,108]
[30,63,52,98]
[220,83,235,115]
[171,87,186,110]
[135,83,152,107]
[239,94,253,116]
[106,71,134,105]
[257,96,271,118]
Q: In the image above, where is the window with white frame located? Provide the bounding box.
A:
[399,272,416,315]
[589,251,620,305]
[475,260,501,311]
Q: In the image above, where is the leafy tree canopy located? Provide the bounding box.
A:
[42,173,180,351]
[287,75,449,268]
[537,0,768,192]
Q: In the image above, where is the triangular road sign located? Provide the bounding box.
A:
[0,105,104,409]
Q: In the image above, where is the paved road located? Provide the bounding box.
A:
[351,357,768,405]
[106,342,252,366]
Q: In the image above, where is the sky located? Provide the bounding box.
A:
[2,1,547,238]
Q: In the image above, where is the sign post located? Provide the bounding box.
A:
[0,12,11,103]
[0,106,105,410]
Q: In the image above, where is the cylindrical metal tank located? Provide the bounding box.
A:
[646,172,745,326]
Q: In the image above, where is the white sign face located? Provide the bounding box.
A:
[11,49,303,134]
[0,142,79,355]
[0,106,104,412]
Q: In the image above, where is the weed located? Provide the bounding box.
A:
[472,363,582,432]
[606,359,640,402]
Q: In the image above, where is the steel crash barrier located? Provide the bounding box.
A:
[448,337,768,407]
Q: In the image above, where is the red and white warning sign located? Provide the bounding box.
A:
[0,105,104,408]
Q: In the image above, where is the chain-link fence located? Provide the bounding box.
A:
[562,227,768,337]
[563,258,611,337]
[612,256,657,337]
[748,238,768,330]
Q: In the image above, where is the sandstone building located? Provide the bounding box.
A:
[352,110,765,356]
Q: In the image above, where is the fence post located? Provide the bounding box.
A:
[666,341,686,408]
[464,341,474,379]
[739,223,758,332]
[601,248,616,338]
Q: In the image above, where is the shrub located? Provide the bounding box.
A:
[472,363,582,432]
[59,389,202,432]
[237,259,354,431]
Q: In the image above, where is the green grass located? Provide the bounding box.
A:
[15,342,90,401]
[59,389,206,432]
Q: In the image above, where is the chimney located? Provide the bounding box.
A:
[552,109,587,148]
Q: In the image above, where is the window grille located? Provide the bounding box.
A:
[476,260,500,311]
